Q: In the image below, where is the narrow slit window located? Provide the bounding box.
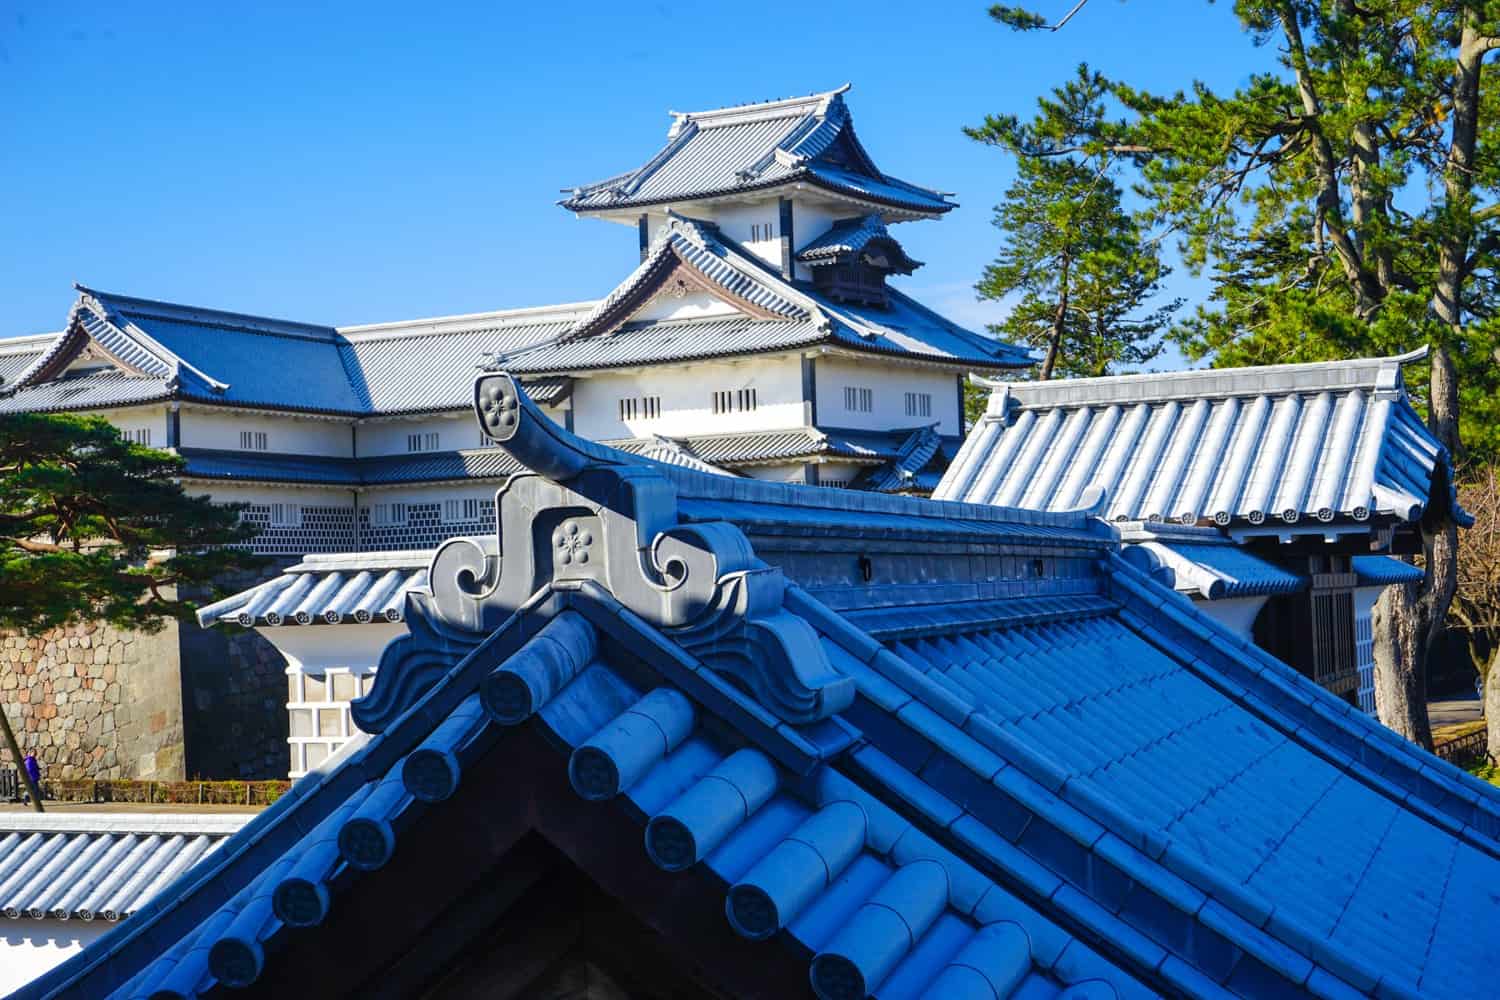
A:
[844,387,873,413]
[269,503,302,528]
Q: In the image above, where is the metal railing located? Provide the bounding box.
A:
[1434,728,1488,765]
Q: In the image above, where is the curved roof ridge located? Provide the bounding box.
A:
[76,284,339,342]
[1001,347,1431,409]
[337,300,597,341]
[667,84,850,130]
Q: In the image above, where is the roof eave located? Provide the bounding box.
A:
[560,171,953,219]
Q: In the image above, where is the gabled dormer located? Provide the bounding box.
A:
[528,213,823,348]
[559,86,955,279]
[796,215,922,308]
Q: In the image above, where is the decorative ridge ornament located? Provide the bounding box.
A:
[362,373,854,731]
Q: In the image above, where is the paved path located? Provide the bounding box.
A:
[1429,691,1483,730]
[0,801,263,814]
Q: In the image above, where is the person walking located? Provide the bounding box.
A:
[21,752,41,804]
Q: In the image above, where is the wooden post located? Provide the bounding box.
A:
[0,708,42,813]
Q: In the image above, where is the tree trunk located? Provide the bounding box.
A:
[1373,582,1435,750]
[1487,644,1500,765]
[0,707,42,813]
[1041,256,1070,380]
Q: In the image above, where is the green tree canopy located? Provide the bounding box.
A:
[985,0,1500,748]
[0,412,264,632]
[967,65,1179,380]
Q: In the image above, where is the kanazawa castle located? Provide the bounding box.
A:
[0,87,1029,560]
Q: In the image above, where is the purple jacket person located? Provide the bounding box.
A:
[23,753,40,790]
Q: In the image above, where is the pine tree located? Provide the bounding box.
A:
[967,65,1179,379]
[0,413,265,808]
[988,0,1500,748]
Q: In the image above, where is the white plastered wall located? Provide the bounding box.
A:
[187,483,352,509]
[815,356,960,436]
[267,624,404,778]
[357,412,488,456]
[1188,594,1269,641]
[91,405,169,447]
[1,920,114,995]
[180,408,352,456]
[572,355,809,440]
[641,194,849,279]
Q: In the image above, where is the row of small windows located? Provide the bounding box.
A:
[618,389,764,422]
[619,396,661,421]
[442,497,482,522]
[613,386,938,420]
[369,502,408,527]
[838,388,934,418]
[369,499,487,527]
[252,499,487,531]
[749,221,777,242]
[122,428,152,446]
[711,388,758,414]
[238,428,458,454]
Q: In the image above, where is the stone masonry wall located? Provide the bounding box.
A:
[0,562,297,782]
[179,613,289,780]
[0,621,183,780]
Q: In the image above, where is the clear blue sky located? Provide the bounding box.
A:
[0,2,1268,342]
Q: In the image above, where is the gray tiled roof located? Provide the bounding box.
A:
[603,426,894,468]
[937,349,1470,529]
[1351,554,1424,587]
[177,447,529,486]
[606,436,733,476]
[860,425,944,493]
[0,369,176,414]
[0,289,590,419]
[337,311,585,414]
[797,214,922,272]
[501,215,1030,374]
[560,88,955,217]
[0,813,247,922]
[505,316,824,373]
[1,236,1025,420]
[196,551,431,627]
[178,449,362,485]
[0,335,53,386]
[558,215,812,340]
[24,371,1500,1000]
[1116,523,1307,599]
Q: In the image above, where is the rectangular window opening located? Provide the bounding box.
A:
[844,387,873,413]
[712,388,757,414]
[442,497,483,523]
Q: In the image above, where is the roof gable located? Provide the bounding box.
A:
[499,215,1031,374]
[561,87,956,217]
[549,213,817,344]
[6,288,229,398]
